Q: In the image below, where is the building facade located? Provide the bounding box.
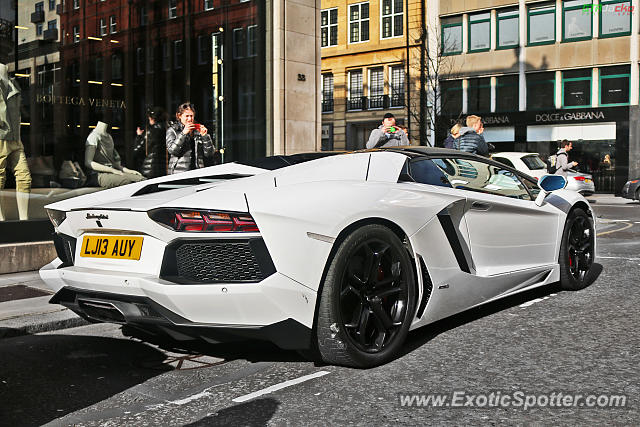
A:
[430,0,639,193]
[320,0,425,150]
[1,0,321,263]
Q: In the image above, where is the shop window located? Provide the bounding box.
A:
[390,66,405,107]
[468,12,491,52]
[599,0,632,37]
[169,0,177,19]
[528,3,555,45]
[441,16,462,55]
[99,18,107,36]
[526,72,555,110]
[440,80,463,115]
[563,0,592,41]
[349,2,370,43]
[496,75,519,112]
[562,69,591,108]
[381,0,403,39]
[321,8,338,47]
[600,65,630,106]
[109,16,117,34]
[204,0,213,11]
[322,73,334,113]
[467,77,491,113]
[348,69,364,110]
[233,28,244,58]
[497,8,519,49]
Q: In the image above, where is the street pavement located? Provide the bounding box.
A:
[1,194,639,426]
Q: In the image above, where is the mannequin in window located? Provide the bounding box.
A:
[85,121,145,188]
[0,63,32,220]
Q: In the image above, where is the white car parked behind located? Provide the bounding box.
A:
[492,152,595,196]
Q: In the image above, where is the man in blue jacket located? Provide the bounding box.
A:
[455,115,488,156]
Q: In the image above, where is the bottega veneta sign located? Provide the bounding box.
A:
[36,94,126,109]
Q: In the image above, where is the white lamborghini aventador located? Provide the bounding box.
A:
[40,147,596,368]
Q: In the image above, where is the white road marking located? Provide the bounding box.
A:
[598,256,640,261]
[232,371,330,403]
[170,390,213,406]
[519,298,545,308]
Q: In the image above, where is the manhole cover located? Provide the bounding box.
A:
[0,285,51,303]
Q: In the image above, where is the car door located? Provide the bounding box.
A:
[440,156,561,277]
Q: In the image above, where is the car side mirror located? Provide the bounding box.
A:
[535,174,567,206]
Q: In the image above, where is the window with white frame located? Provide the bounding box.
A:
[109,16,117,33]
[348,69,364,110]
[95,56,103,81]
[36,23,43,36]
[204,0,213,11]
[369,67,384,108]
[322,73,334,112]
[169,0,177,19]
[238,82,255,119]
[321,8,338,47]
[198,35,208,64]
[247,25,257,56]
[140,6,148,26]
[99,18,107,36]
[441,15,463,54]
[390,66,404,106]
[468,12,491,52]
[233,28,244,58]
[73,25,79,42]
[111,53,123,79]
[349,2,370,43]
[146,46,154,73]
[48,0,55,11]
[381,0,403,38]
[174,39,183,69]
[73,0,79,10]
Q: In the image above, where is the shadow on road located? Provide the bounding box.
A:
[185,398,280,426]
[403,264,603,357]
[0,334,171,427]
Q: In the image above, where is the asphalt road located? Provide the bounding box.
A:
[1,201,639,426]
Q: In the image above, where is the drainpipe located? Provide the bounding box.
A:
[420,0,426,145]
[405,0,410,140]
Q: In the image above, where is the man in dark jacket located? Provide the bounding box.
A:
[455,115,489,156]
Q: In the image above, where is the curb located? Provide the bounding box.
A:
[0,311,89,339]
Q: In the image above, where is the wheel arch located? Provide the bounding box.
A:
[306,217,418,349]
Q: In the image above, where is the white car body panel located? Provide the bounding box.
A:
[40,149,595,350]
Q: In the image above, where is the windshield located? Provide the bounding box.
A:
[521,155,546,170]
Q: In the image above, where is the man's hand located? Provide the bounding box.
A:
[572,161,579,167]
[198,125,208,136]
[111,168,124,176]
[182,123,195,135]
[136,127,144,136]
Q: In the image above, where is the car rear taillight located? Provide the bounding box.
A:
[573,176,586,181]
[148,209,259,232]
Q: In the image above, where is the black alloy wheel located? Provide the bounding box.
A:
[316,224,416,368]
[559,208,594,291]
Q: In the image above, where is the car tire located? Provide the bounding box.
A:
[315,224,416,368]
[636,188,640,202]
[558,208,594,291]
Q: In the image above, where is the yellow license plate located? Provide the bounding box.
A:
[80,235,144,260]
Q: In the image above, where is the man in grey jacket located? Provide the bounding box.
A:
[554,139,578,177]
[366,113,409,149]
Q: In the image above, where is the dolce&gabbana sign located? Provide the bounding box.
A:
[535,111,605,123]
